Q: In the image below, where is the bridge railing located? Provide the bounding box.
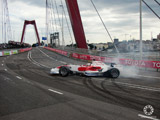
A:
[0,47,32,57]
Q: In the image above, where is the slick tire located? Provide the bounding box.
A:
[59,66,70,77]
[109,68,120,78]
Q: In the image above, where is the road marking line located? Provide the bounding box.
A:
[16,76,22,80]
[38,48,66,64]
[2,64,4,66]
[4,69,7,71]
[61,61,67,64]
[138,114,160,120]
[27,51,50,68]
[2,61,4,63]
[48,89,63,95]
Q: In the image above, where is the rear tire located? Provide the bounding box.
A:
[59,66,70,77]
[109,68,120,78]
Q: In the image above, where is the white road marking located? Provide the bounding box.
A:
[138,114,160,120]
[4,69,7,71]
[37,47,67,64]
[2,64,4,66]
[27,51,50,68]
[48,89,63,95]
[16,76,22,80]
[2,60,4,63]
[61,61,67,64]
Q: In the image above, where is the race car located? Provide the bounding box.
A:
[50,61,120,78]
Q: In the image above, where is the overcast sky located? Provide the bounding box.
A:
[1,0,160,45]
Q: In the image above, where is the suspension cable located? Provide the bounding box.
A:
[50,0,58,32]
[54,0,63,46]
[142,0,160,19]
[4,0,6,43]
[60,0,74,46]
[48,0,60,46]
[49,0,56,33]
[54,0,61,27]
[154,0,160,6]
[90,0,119,53]
[5,0,12,41]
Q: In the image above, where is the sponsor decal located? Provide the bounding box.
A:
[4,51,10,56]
[0,52,2,56]
[12,50,18,54]
[138,105,159,120]
[153,62,160,68]
[143,105,154,116]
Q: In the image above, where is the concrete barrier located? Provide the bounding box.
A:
[0,47,32,57]
[0,52,3,56]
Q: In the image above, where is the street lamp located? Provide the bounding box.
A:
[60,4,65,48]
[140,0,143,60]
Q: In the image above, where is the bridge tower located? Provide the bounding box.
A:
[20,20,41,45]
[65,0,88,49]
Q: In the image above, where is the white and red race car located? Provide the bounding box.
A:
[50,61,120,78]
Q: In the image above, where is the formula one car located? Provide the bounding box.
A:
[50,61,120,78]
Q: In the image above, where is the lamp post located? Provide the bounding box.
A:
[46,0,49,45]
[60,5,65,49]
[1,0,4,43]
[140,0,143,60]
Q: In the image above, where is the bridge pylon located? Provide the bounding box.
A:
[21,20,41,45]
[65,0,88,49]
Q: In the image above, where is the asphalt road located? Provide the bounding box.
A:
[0,47,160,120]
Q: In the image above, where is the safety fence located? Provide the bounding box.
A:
[0,47,32,57]
[44,47,160,69]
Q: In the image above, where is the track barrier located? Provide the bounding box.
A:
[44,47,160,69]
[0,47,32,57]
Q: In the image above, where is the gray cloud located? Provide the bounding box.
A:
[4,0,160,44]
[8,0,45,8]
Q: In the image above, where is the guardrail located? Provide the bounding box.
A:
[44,47,160,70]
[0,47,32,57]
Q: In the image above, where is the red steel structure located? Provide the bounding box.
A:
[65,0,88,49]
[21,20,40,45]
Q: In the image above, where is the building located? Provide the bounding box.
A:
[107,39,159,52]
[157,33,160,40]
[93,43,108,50]
[114,39,119,44]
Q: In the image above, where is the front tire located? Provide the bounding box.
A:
[59,66,70,77]
[109,68,120,78]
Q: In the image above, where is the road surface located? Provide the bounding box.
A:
[0,47,160,120]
